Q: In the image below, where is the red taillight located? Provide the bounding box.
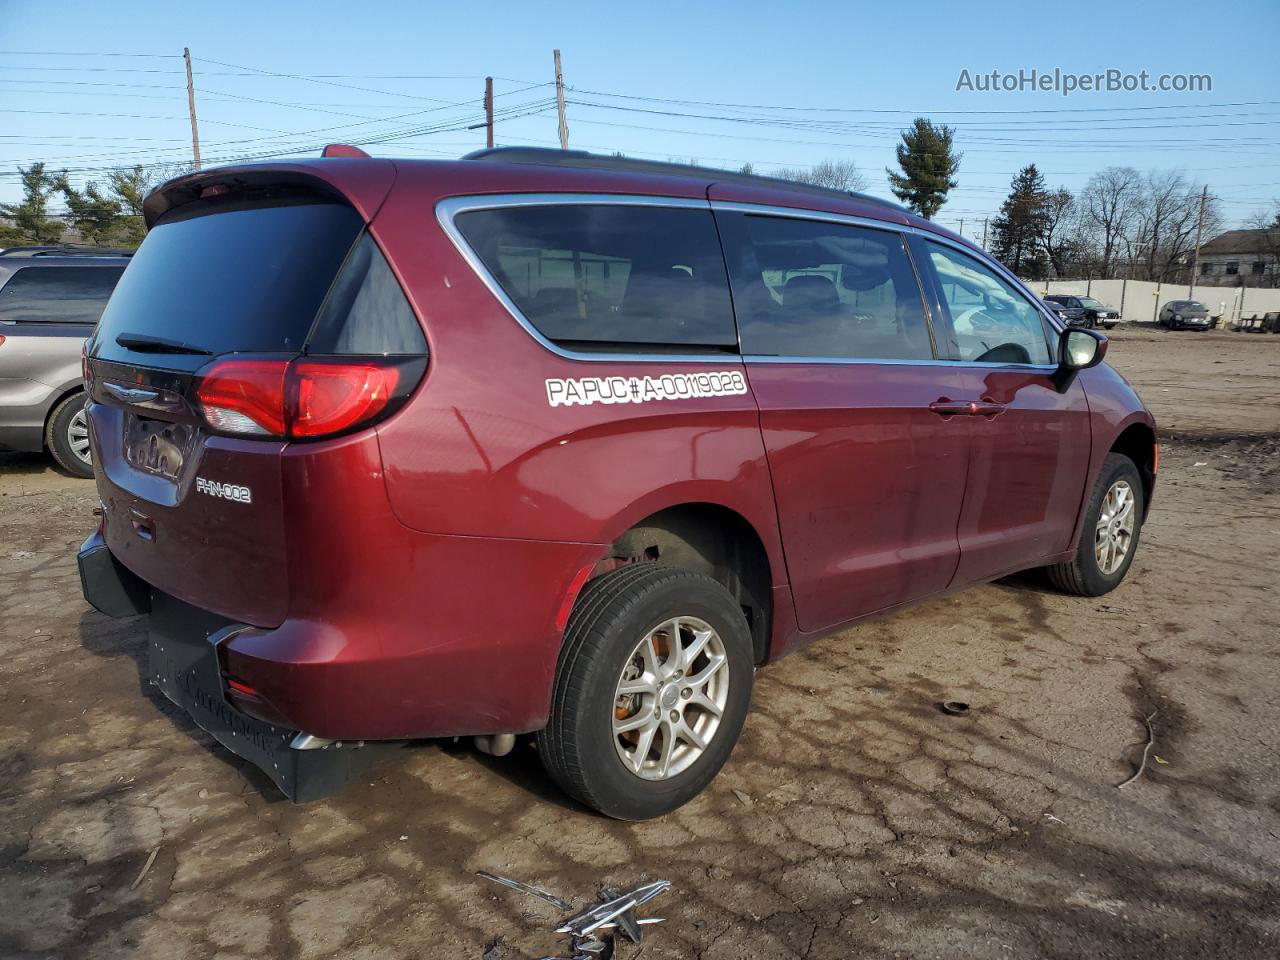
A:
[290,361,399,438]
[195,360,289,436]
[0,334,7,348]
[194,358,407,441]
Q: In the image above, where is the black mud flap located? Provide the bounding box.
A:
[146,590,383,803]
[78,530,151,618]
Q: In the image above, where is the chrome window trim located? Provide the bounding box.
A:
[709,200,909,236]
[742,354,1057,371]
[436,193,1066,368]
[436,193,737,365]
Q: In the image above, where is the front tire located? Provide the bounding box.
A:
[45,392,94,479]
[1045,453,1144,596]
[537,564,754,820]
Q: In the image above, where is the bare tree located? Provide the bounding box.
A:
[1079,166,1141,276]
[775,158,867,192]
[1131,172,1219,283]
[1038,187,1081,277]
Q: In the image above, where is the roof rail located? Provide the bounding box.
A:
[463,146,908,214]
[0,245,133,258]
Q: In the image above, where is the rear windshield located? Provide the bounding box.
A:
[0,265,124,325]
[93,201,364,366]
[454,204,738,352]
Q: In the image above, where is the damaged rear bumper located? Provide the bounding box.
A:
[78,531,380,802]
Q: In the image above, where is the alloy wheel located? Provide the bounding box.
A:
[68,408,91,465]
[611,615,730,781]
[1094,480,1135,575]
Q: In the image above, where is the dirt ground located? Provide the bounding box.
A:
[2,325,1278,960]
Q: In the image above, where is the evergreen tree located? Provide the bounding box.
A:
[58,179,124,247]
[990,164,1050,278]
[885,118,961,219]
[106,165,153,247]
[0,163,65,245]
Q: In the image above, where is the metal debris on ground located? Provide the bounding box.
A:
[480,872,669,959]
[478,870,575,911]
[940,700,970,716]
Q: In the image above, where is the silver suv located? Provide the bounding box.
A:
[0,248,128,477]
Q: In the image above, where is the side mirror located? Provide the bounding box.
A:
[1061,328,1108,370]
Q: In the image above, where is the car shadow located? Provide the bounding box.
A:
[76,607,289,804]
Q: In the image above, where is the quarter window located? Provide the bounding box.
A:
[0,266,124,325]
[453,204,737,352]
[927,244,1053,365]
[717,213,934,360]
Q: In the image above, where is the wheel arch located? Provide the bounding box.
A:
[595,501,777,665]
[1109,421,1156,517]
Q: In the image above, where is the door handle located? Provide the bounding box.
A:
[973,399,1007,417]
[929,399,977,417]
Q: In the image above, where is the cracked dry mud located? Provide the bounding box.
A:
[2,326,1278,959]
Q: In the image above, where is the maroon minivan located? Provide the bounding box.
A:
[78,147,1156,819]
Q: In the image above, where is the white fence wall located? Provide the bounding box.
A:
[1022,278,1280,324]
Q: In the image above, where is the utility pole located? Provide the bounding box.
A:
[958,218,965,239]
[554,49,569,149]
[980,217,988,250]
[183,47,202,170]
[483,76,494,149]
[1188,184,1208,297]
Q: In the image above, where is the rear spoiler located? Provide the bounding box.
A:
[142,159,397,229]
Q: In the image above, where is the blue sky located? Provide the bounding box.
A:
[2,0,1278,238]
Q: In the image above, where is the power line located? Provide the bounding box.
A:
[0,50,181,57]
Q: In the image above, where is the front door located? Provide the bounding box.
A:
[715,207,971,632]
[919,240,1092,585]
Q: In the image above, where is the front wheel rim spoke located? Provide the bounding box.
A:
[688,688,723,717]
[677,720,707,751]
[687,653,726,689]
[614,711,652,735]
[629,724,658,773]
[656,723,677,777]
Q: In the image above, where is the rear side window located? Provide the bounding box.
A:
[94,201,364,366]
[717,213,934,360]
[307,234,425,355]
[453,204,737,352]
[0,266,124,324]
[927,243,1053,365]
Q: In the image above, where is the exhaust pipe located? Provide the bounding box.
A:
[474,733,516,757]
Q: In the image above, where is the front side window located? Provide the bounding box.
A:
[0,266,124,324]
[453,204,737,352]
[927,243,1053,365]
[717,213,934,360]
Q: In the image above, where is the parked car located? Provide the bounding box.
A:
[77,148,1157,819]
[0,247,130,477]
[1042,294,1123,329]
[1157,299,1212,330]
[1039,297,1072,322]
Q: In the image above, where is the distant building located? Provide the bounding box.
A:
[1193,227,1280,287]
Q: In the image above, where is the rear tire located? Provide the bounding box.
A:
[1045,453,1144,597]
[537,563,754,820]
[45,392,93,479]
